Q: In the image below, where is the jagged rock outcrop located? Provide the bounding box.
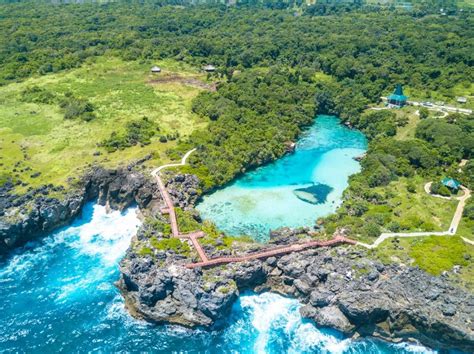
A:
[0,166,159,254]
[118,230,474,352]
[164,173,200,209]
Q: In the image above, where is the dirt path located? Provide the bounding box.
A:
[148,76,216,91]
[357,183,472,249]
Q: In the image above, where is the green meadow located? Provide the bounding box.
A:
[0,56,208,193]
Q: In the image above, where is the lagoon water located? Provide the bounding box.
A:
[0,203,435,353]
[197,115,368,241]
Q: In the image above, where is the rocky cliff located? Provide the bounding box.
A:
[118,227,474,353]
[0,165,159,254]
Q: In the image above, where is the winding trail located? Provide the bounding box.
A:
[152,151,472,264]
[152,149,357,268]
[357,183,472,249]
[151,148,197,176]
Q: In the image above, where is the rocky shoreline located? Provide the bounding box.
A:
[118,228,474,352]
[0,162,160,254]
[2,166,473,352]
[116,172,474,353]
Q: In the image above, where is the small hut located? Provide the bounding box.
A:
[387,84,408,107]
[457,97,467,104]
[203,65,216,73]
[151,66,161,73]
[441,177,461,191]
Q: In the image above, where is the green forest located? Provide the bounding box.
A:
[1,2,473,274]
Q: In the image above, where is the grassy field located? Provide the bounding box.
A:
[358,104,473,286]
[370,235,474,289]
[371,176,458,231]
[347,175,459,245]
[0,56,209,193]
[393,106,419,140]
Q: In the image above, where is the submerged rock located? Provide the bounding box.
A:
[293,183,333,205]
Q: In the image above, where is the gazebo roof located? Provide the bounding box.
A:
[388,94,408,101]
[388,84,408,101]
[441,177,461,189]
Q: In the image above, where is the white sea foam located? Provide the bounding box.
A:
[67,204,140,265]
[55,204,140,300]
[392,342,438,354]
[238,292,349,354]
[238,292,435,354]
[1,204,140,281]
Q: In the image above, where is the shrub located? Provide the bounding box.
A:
[463,199,474,220]
[406,182,417,193]
[59,94,96,121]
[176,208,201,233]
[101,117,159,152]
[149,236,191,256]
[387,221,401,232]
[395,115,409,127]
[21,85,56,104]
[419,107,430,119]
[430,182,451,197]
[362,222,381,238]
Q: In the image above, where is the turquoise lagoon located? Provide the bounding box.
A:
[197,115,367,241]
[0,203,435,353]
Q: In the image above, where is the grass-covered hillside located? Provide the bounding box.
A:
[0,56,208,193]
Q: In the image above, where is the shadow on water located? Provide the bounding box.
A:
[196,115,368,241]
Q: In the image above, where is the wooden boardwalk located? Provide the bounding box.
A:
[152,149,357,269]
[185,235,356,269]
[153,171,210,262]
[155,174,180,237]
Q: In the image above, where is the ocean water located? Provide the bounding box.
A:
[196,115,368,241]
[0,203,436,353]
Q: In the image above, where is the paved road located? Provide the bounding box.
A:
[151,148,197,176]
[358,184,472,249]
[380,97,472,115]
[462,237,474,246]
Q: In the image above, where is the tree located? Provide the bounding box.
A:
[419,107,430,119]
[430,182,451,197]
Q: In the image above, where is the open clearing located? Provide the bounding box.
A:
[0,56,209,193]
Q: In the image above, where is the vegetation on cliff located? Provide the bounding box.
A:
[1,2,473,282]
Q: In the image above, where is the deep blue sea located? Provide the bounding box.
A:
[0,117,437,352]
[197,115,368,241]
[0,204,435,353]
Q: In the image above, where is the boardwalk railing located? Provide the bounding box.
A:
[152,149,358,269]
[185,236,356,269]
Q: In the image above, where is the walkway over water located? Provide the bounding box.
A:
[152,149,357,268]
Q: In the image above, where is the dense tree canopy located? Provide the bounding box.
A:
[1,2,472,109]
[1,1,473,239]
